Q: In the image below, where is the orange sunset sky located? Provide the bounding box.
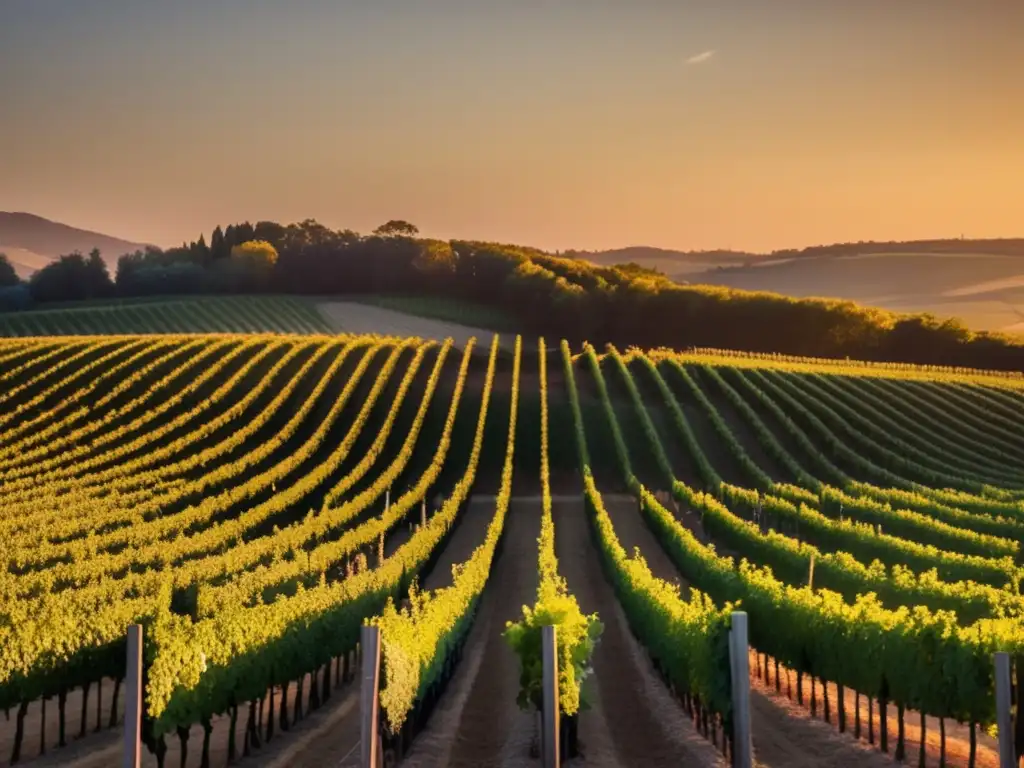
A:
[1,0,1022,253]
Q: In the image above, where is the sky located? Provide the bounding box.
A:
[1,0,1023,254]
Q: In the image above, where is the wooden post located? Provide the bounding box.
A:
[123,625,143,768]
[421,499,427,527]
[995,652,1015,768]
[385,488,390,512]
[361,626,381,768]
[729,612,752,768]
[542,625,560,768]
[808,553,815,591]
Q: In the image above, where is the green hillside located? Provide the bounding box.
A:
[0,295,333,336]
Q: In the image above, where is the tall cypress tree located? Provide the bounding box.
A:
[210,226,229,260]
[235,221,255,244]
[191,234,211,264]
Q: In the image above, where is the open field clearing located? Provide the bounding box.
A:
[3,332,1024,767]
[317,300,513,350]
[344,295,519,333]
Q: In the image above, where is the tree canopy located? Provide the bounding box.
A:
[0,253,19,287]
[373,220,419,238]
[231,240,278,267]
[29,249,112,303]
[8,216,1024,372]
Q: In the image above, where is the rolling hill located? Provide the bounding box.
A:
[570,245,760,275]
[575,240,1024,335]
[0,212,151,278]
[6,210,1024,337]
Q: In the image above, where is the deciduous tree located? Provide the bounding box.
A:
[230,240,278,267]
[373,220,419,238]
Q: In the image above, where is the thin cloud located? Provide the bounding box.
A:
[686,50,715,65]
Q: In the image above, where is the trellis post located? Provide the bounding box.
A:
[123,625,143,768]
[542,625,560,768]
[729,612,752,768]
[995,652,1015,768]
[360,625,382,768]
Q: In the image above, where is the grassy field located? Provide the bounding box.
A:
[0,331,1020,767]
[344,294,520,332]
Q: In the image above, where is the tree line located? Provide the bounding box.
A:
[2,218,1024,371]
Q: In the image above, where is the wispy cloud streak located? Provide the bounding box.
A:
[686,50,715,65]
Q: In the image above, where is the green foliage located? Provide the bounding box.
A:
[584,340,1024,726]
[9,327,1024,748]
[143,336,500,735]
[504,338,602,716]
[563,339,735,722]
[371,335,510,732]
[0,295,332,336]
[503,574,602,714]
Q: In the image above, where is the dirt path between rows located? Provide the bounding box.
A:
[748,655,999,768]
[1,679,122,768]
[554,496,727,768]
[16,666,327,768]
[400,497,541,768]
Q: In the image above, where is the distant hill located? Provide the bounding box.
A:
[573,239,1024,335]
[568,246,761,275]
[7,211,1024,336]
[0,212,151,278]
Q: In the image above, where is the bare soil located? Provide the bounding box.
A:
[749,653,999,768]
[400,496,541,768]
[11,666,331,768]
[0,679,122,768]
[554,496,727,768]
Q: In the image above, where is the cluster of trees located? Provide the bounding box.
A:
[1,249,118,309]
[5,218,1024,371]
[116,235,279,295]
[0,232,280,308]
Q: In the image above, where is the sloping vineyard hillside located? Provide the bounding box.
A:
[0,296,332,336]
[1,333,1023,767]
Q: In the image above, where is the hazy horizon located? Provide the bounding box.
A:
[2,1,1023,253]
